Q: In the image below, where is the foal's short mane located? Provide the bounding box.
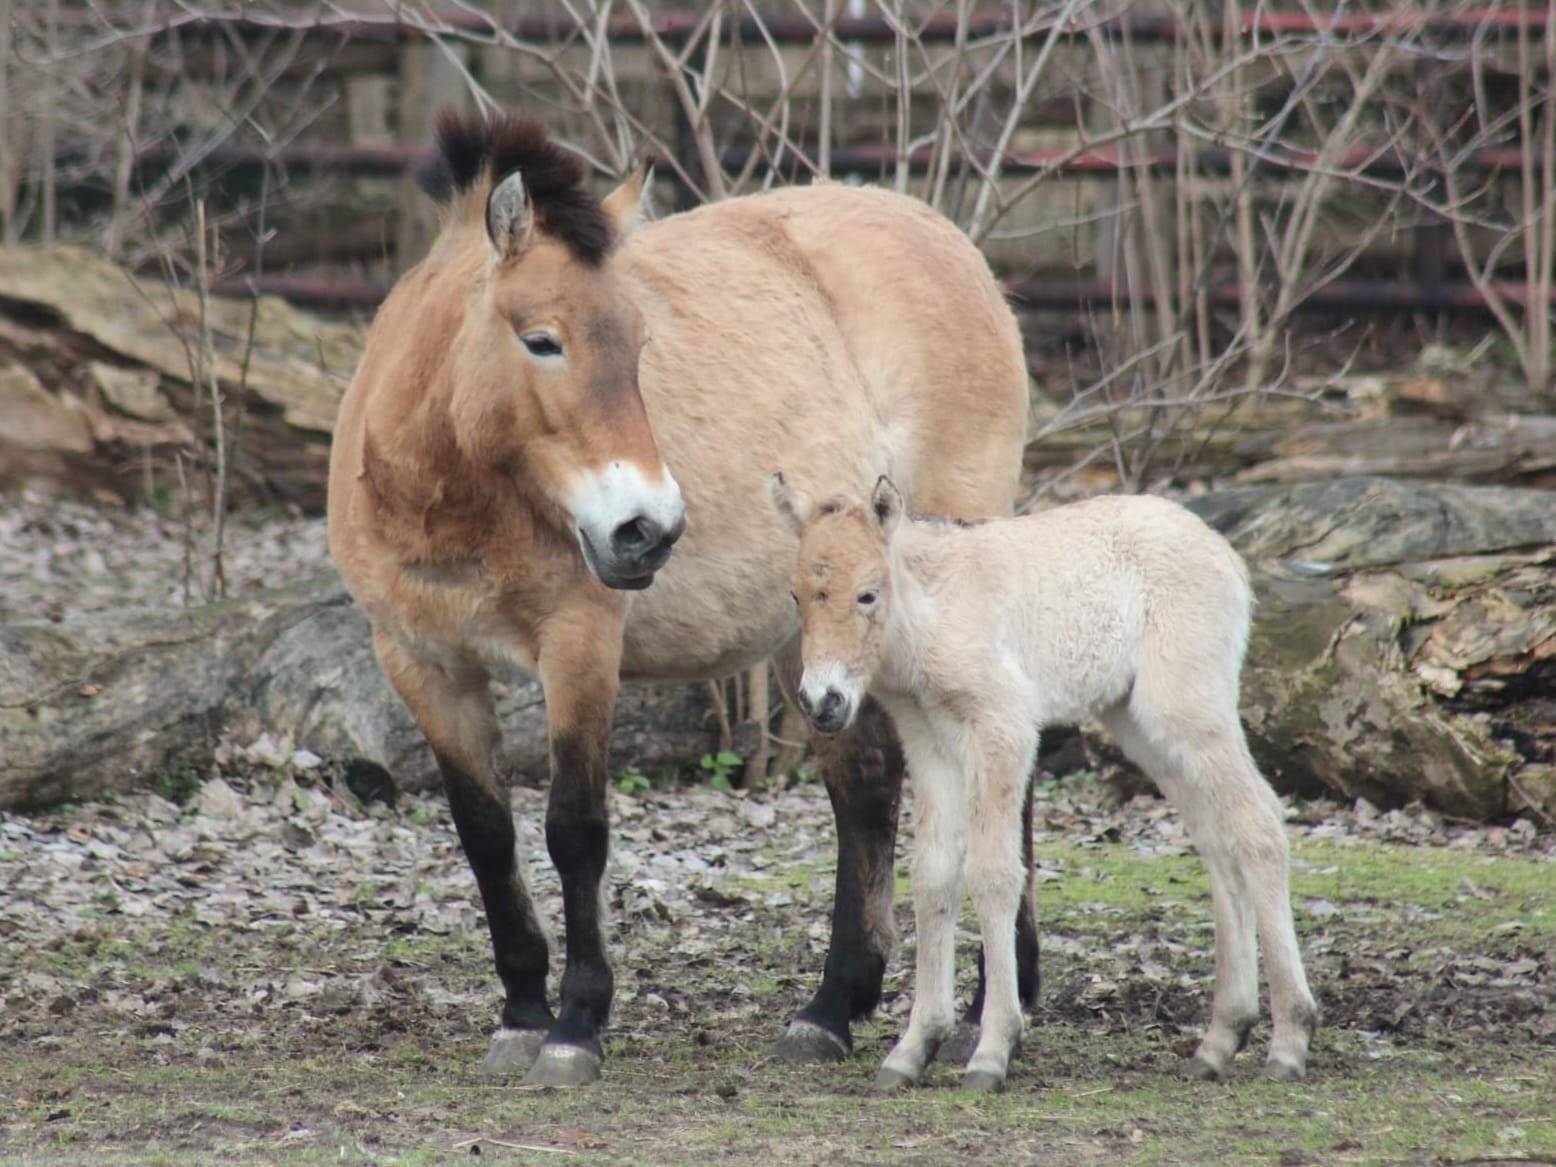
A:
[811,495,985,530]
[416,110,612,265]
[912,512,985,529]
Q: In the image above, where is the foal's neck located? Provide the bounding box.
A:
[877,522,947,695]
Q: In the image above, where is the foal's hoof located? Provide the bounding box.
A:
[774,1019,851,1063]
[1264,1055,1307,1083]
[960,1069,1006,1094]
[522,1043,603,1088]
[1186,1052,1229,1082]
[482,1028,546,1076]
[872,1066,917,1093]
[934,1021,980,1065]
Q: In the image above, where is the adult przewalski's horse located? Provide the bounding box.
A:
[327,111,1031,1087]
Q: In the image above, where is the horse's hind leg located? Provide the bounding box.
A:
[372,628,553,1075]
[774,646,904,1061]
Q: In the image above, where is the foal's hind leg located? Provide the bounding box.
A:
[774,648,904,1061]
[373,629,553,1075]
[1105,708,1318,1080]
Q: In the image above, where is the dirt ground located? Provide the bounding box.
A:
[2,762,1553,1167]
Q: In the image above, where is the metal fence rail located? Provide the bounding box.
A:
[152,6,1549,46]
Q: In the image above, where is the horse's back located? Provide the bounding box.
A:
[616,184,1029,678]
[632,183,1025,512]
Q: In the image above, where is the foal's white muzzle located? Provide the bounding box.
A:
[570,462,687,590]
[797,662,863,735]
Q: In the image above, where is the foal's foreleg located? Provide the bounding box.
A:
[372,629,552,1075]
[524,610,625,1089]
[876,736,967,1092]
[961,731,1037,1093]
[776,695,904,1062]
[946,769,1040,1065]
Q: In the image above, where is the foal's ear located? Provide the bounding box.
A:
[486,169,535,262]
[602,158,655,239]
[871,476,904,534]
[768,471,813,535]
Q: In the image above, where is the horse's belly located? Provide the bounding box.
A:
[618,560,796,681]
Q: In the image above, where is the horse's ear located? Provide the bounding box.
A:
[486,169,535,262]
[603,158,655,239]
[871,476,904,534]
[768,471,812,535]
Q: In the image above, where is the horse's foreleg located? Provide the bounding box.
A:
[372,629,552,1075]
[523,610,623,1089]
[776,696,904,1062]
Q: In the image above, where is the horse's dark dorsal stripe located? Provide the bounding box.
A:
[416,110,612,265]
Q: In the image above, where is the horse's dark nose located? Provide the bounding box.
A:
[611,513,685,571]
[808,688,848,734]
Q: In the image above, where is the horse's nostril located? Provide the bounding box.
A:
[611,516,660,558]
[797,690,814,714]
[819,689,843,718]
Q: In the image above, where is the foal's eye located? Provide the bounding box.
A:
[789,590,799,607]
[857,590,878,608]
[521,332,564,359]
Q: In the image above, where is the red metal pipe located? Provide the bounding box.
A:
[136,140,1535,181]
[151,6,1547,47]
[214,273,1556,315]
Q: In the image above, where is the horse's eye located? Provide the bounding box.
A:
[789,590,799,607]
[857,590,877,607]
[522,332,563,359]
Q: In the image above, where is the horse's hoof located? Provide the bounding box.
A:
[482,1028,546,1076]
[522,1043,603,1088]
[960,1069,1006,1093]
[774,1019,851,1063]
[1264,1055,1306,1083]
[1186,1052,1228,1082]
[872,1066,916,1093]
[934,1022,979,1065]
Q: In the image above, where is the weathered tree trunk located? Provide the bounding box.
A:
[1187,476,1556,823]
[3,477,1552,821]
[0,572,718,810]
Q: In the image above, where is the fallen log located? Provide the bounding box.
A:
[0,244,358,512]
[3,477,1552,821]
[0,572,718,810]
[1187,476,1556,823]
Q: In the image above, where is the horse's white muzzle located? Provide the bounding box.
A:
[570,462,687,590]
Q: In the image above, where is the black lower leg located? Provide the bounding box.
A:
[438,751,552,1032]
[544,731,613,1054]
[794,701,904,1045]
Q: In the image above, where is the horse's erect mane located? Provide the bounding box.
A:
[416,110,611,265]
